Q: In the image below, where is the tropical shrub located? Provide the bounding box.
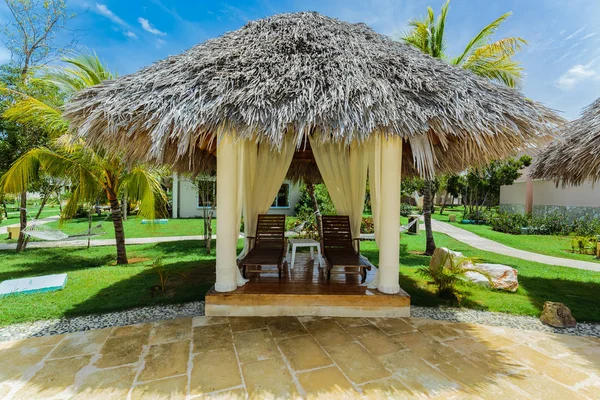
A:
[489,212,529,234]
[419,252,485,301]
[400,202,415,217]
[361,216,374,234]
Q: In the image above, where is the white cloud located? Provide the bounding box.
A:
[564,25,587,41]
[138,17,166,36]
[582,33,597,40]
[124,30,138,39]
[156,38,166,48]
[95,4,127,26]
[556,64,598,90]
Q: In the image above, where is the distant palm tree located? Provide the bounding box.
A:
[0,53,166,264]
[403,0,526,255]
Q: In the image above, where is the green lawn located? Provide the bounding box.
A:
[5,216,217,242]
[1,205,62,224]
[431,208,600,264]
[1,231,598,326]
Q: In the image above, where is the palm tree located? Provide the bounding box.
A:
[0,53,167,264]
[402,0,526,255]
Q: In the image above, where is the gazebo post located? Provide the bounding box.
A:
[377,136,402,294]
[215,134,239,292]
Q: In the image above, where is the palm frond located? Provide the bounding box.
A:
[43,52,115,97]
[120,167,168,219]
[0,90,69,138]
[452,12,512,66]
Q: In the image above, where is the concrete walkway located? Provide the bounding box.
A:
[1,316,598,399]
[431,219,600,272]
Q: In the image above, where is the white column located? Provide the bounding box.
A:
[377,136,402,294]
[215,134,239,292]
[171,173,179,219]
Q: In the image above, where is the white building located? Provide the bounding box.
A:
[171,175,303,218]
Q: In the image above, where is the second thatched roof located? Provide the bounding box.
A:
[531,98,600,186]
[64,12,562,178]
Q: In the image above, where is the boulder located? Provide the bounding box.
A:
[540,301,577,328]
[429,247,470,272]
[465,263,519,292]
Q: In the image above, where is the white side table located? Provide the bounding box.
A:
[286,238,324,269]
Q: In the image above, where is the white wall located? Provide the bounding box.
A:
[500,179,600,210]
[174,177,301,218]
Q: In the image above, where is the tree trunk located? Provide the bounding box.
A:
[56,189,63,213]
[439,192,450,215]
[16,190,27,252]
[108,195,128,264]
[306,183,322,236]
[423,180,436,256]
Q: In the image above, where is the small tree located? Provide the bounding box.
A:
[196,175,216,255]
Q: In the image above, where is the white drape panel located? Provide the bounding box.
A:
[240,136,296,256]
[215,132,248,292]
[367,134,403,292]
[367,134,382,247]
[309,137,368,240]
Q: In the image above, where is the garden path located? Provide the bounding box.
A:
[430,220,600,272]
[0,215,60,235]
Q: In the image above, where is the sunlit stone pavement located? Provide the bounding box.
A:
[0,315,598,399]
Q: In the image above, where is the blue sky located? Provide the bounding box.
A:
[1,0,599,120]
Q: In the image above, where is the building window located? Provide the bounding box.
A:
[271,183,290,208]
[197,180,216,208]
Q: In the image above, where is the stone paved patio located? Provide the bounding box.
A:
[0,316,598,399]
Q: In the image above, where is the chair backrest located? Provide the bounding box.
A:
[321,215,354,250]
[254,214,286,249]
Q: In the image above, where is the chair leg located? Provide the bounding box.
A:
[361,267,367,284]
[242,265,247,279]
[278,261,282,279]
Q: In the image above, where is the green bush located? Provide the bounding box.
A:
[400,203,415,217]
[294,183,336,217]
[361,216,374,234]
[489,212,529,234]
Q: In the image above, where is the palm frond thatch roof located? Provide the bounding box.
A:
[64,12,562,179]
[531,98,600,186]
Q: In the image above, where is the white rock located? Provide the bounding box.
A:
[429,247,470,272]
[467,263,519,292]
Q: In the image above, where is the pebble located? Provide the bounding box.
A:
[0,302,598,342]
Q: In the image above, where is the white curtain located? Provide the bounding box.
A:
[240,135,296,256]
[309,137,368,241]
[367,134,382,247]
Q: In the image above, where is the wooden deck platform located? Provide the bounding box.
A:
[205,253,410,317]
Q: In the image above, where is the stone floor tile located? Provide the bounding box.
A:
[415,321,463,341]
[297,365,356,398]
[527,334,595,359]
[130,375,188,400]
[346,324,403,356]
[359,377,421,399]
[277,335,333,371]
[194,387,247,399]
[192,316,229,327]
[95,334,148,368]
[111,323,152,338]
[503,344,591,387]
[11,355,91,400]
[190,348,242,395]
[333,317,371,329]
[229,317,268,332]
[392,331,458,365]
[150,318,192,344]
[232,328,279,364]
[435,359,496,389]
[138,340,190,382]
[49,328,111,359]
[578,379,600,400]
[504,368,587,400]
[378,349,462,397]
[266,316,308,339]
[368,317,414,335]
[192,323,233,353]
[241,357,299,399]
[474,379,535,400]
[0,334,64,351]
[325,342,390,384]
[0,345,56,381]
[72,365,136,400]
[302,317,354,347]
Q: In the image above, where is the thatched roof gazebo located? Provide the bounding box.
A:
[65,12,560,304]
[531,98,600,186]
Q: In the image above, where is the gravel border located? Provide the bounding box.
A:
[1,303,598,342]
[411,306,600,338]
[0,302,205,342]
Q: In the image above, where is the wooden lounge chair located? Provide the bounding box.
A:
[321,215,371,283]
[239,214,287,278]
